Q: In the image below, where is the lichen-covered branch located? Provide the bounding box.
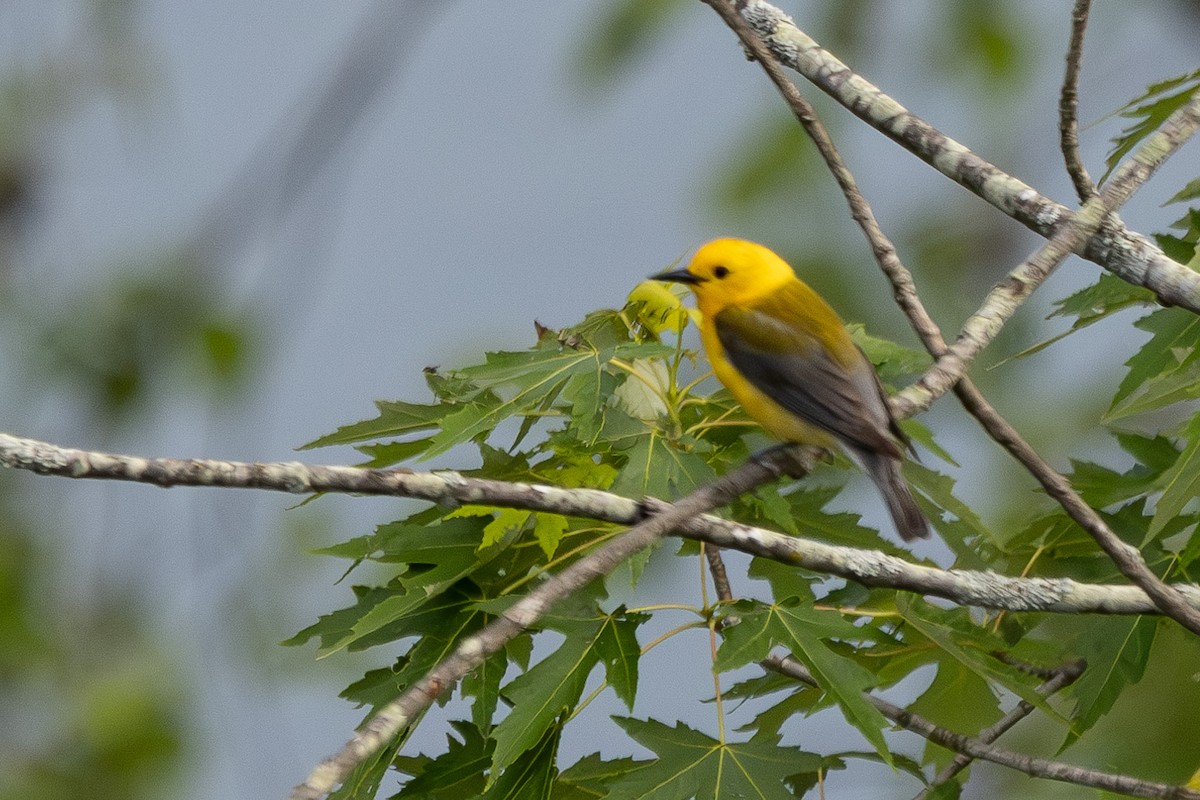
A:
[1059,0,1097,202]
[895,89,1200,415]
[4,432,1200,618]
[734,0,1200,314]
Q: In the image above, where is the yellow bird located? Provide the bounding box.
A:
[654,238,929,541]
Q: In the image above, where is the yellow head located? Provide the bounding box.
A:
[653,238,796,315]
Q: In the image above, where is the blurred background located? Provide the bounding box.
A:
[2,1,1199,798]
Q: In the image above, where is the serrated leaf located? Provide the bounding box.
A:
[897,597,1044,709]
[394,720,492,799]
[490,625,602,775]
[610,432,716,500]
[848,323,932,380]
[423,348,608,458]
[483,721,561,800]
[353,438,434,468]
[317,517,510,656]
[1102,70,1200,183]
[1063,615,1158,748]
[560,367,618,447]
[903,461,993,568]
[1149,414,1200,538]
[1107,310,1200,420]
[462,649,508,733]
[908,661,1001,769]
[606,717,822,800]
[612,358,670,421]
[994,275,1156,366]
[1165,177,1200,206]
[594,611,648,710]
[531,513,570,559]
[302,399,450,450]
[553,754,652,800]
[482,508,531,549]
[715,598,891,763]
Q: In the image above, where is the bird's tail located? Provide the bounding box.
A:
[855,448,929,541]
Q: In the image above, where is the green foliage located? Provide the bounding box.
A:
[1102,70,1200,184]
[294,277,1111,798]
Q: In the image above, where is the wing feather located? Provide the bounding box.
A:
[714,300,901,458]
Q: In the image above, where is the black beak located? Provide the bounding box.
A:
[651,267,701,285]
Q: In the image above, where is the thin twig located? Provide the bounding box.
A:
[1060,0,1098,202]
[766,655,1198,800]
[6,432,1200,617]
[914,660,1086,798]
[731,0,1200,314]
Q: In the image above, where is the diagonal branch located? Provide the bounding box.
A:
[5,432,1200,617]
[766,654,1198,800]
[283,445,811,800]
[914,659,1085,798]
[1059,0,1098,202]
[731,0,1200,314]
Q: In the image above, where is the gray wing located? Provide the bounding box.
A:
[714,306,901,457]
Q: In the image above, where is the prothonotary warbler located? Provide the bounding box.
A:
[654,238,929,541]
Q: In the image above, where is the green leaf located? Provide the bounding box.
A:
[462,649,508,733]
[423,348,606,458]
[610,432,715,500]
[612,358,671,421]
[394,720,492,799]
[483,721,561,800]
[490,625,602,775]
[908,661,1001,769]
[715,598,892,763]
[594,610,648,710]
[848,323,933,380]
[1102,70,1200,184]
[1149,414,1200,538]
[1156,207,1200,267]
[560,367,618,447]
[302,399,449,449]
[316,517,511,656]
[606,717,822,800]
[896,597,1043,708]
[1063,616,1158,748]
[1107,309,1200,420]
[903,461,993,568]
[994,274,1156,365]
[553,754,652,800]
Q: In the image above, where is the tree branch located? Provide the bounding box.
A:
[1059,0,1098,202]
[766,655,1198,800]
[5,432,1200,618]
[895,88,1200,415]
[732,0,1200,314]
[914,659,1085,798]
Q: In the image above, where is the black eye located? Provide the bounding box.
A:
[713,265,729,279]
